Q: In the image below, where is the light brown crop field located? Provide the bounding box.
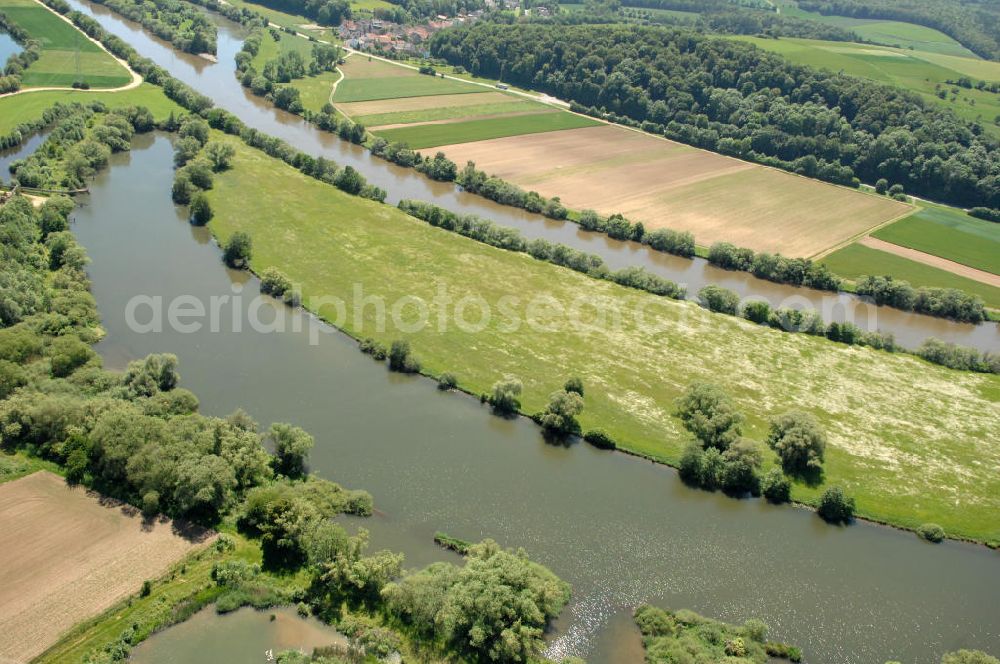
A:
[337,91,517,118]
[0,472,212,663]
[435,124,912,256]
[337,55,419,78]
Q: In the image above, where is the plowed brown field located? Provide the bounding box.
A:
[0,472,212,662]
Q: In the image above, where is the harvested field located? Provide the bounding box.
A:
[436,124,911,256]
[337,55,419,79]
[337,90,519,118]
[0,472,212,663]
[372,111,598,149]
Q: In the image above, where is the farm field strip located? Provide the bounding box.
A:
[872,206,1000,276]
[435,124,911,256]
[371,110,600,148]
[355,99,552,128]
[0,472,210,663]
[858,236,1000,288]
[206,135,1000,542]
[821,242,1000,309]
[0,0,132,88]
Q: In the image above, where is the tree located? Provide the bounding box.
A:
[268,422,314,477]
[760,468,791,503]
[875,178,889,194]
[719,438,762,495]
[564,376,584,396]
[388,340,420,373]
[189,192,213,226]
[204,142,236,171]
[698,285,740,315]
[223,232,252,268]
[674,383,744,450]
[817,486,855,524]
[48,335,94,377]
[489,378,522,416]
[766,411,826,474]
[539,390,584,436]
[173,136,202,167]
[172,453,238,520]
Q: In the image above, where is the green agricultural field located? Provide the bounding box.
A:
[0,84,182,134]
[250,29,314,70]
[736,36,1000,135]
[333,74,486,103]
[289,69,339,112]
[772,0,977,57]
[205,135,1000,543]
[350,0,393,11]
[821,242,1000,309]
[355,99,551,127]
[224,0,332,37]
[372,111,601,148]
[873,204,1000,275]
[0,0,131,88]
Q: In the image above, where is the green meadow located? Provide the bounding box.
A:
[0,84,181,134]
[772,0,977,57]
[821,242,1000,309]
[0,0,131,88]
[333,75,486,103]
[873,204,1000,275]
[371,111,599,148]
[355,98,550,127]
[736,36,1000,135]
[250,29,314,70]
[289,69,339,112]
[204,135,1000,543]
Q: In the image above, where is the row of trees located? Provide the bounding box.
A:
[87,0,219,55]
[399,199,687,299]
[855,274,988,323]
[429,23,999,209]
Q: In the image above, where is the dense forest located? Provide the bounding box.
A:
[797,0,1000,61]
[430,23,1000,209]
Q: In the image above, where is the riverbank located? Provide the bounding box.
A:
[199,132,1000,544]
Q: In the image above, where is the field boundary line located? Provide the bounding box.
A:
[0,0,142,99]
[857,236,1000,287]
[811,206,917,260]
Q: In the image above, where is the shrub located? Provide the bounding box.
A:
[359,337,387,361]
[488,378,522,415]
[760,468,791,503]
[259,267,292,297]
[583,429,616,449]
[48,335,94,377]
[698,285,740,315]
[539,390,584,436]
[564,376,584,396]
[388,340,420,373]
[918,522,945,543]
[140,580,152,597]
[817,486,855,524]
[741,299,771,324]
[437,372,457,390]
[766,411,826,474]
[222,232,252,268]
[189,192,213,226]
[674,383,744,450]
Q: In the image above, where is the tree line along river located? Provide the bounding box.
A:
[61,0,1000,355]
[49,1,1000,661]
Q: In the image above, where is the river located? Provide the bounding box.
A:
[68,131,1000,663]
[60,0,1000,354]
[0,31,20,65]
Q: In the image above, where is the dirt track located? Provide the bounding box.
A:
[858,236,1000,287]
[0,472,211,662]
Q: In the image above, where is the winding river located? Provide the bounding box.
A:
[69,131,1000,663]
[60,0,1000,353]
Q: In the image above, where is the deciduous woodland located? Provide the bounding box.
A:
[429,23,999,209]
